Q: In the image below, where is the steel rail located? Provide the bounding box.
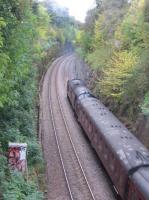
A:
[48,56,74,200]
[56,58,96,200]
[48,55,96,200]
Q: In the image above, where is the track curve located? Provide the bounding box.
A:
[40,54,117,200]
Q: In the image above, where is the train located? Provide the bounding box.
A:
[67,79,149,200]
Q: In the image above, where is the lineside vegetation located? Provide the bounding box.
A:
[0,0,76,199]
[75,0,149,145]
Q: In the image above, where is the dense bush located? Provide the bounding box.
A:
[0,0,44,198]
[0,0,76,199]
[3,172,43,200]
[76,0,149,124]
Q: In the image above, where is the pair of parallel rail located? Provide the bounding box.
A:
[48,56,96,200]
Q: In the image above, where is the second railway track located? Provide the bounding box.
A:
[48,55,96,200]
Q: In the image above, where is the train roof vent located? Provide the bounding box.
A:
[93,103,99,106]
[111,125,122,128]
[121,136,133,139]
[100,112,107,116]
[98,107,105,110]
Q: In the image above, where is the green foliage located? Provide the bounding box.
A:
[121,48,149,117]
[92,15,105,49]
[28,141,43,167]
[77,0,149,123]
[75,47,86,58]
[0,0,47,198]
[86,45,113,69]
[63,24,76,43]
[141,92,149,116]
[144,0,149,22]
[0,156,7,195]
[75,30,92,55]
[115,0,145,50]
[99,50,138,101]
[0,156,7,200]
[0,0,77,198]
[3,172,43,200]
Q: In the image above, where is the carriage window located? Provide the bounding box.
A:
[98,139,102,152]
[92,129,98,144]
[110,154,115,171]
[82,112,85,123]
[76,104,80,111]
[80,111,82,119]
[104,145,108,160]
[85,117,88,127]
[89,123,92,133]
[94,134,97,144]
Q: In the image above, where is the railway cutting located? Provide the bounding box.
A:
[40,54,116,200]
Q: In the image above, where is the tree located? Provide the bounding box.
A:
[144,0,149,22]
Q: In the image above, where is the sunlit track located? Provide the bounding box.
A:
[48,55,96,200]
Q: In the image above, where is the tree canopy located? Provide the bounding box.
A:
[75,0,149,129]
[0,0,77,199]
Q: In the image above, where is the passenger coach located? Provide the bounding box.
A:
[67,79,149,200]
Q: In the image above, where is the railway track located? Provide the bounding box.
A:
[48,55,96,200]
[41,54,116,200]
